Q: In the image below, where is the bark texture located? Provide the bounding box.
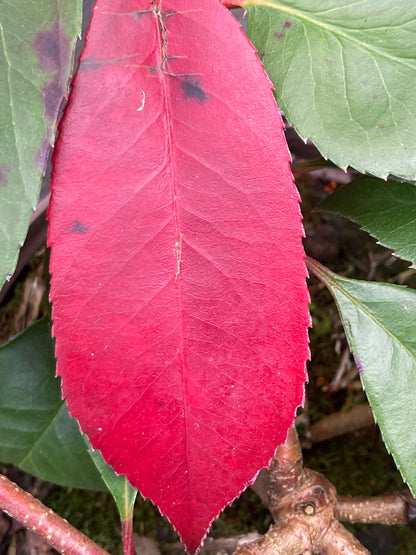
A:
[0,474,109,555]
[234,427,371,555]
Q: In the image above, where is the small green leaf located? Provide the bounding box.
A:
[319,177,416,268]
[308,257,416,494]
[89,449,137,521]
[245,0,416,179]
[0,318,105,490]
[0,0,81,287]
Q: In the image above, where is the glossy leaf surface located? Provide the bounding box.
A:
[0,0,81,287]
[319,177,416,268]
[0,319,105,491]
[237,0,416,180]
[308,258,416,495]
[48,0,309,551]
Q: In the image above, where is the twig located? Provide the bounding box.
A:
[336,491,416,526]
[329,347,355,392]
[310,404,374,443]
[320,520,370,554]
[268,427,303,510]
[0,473,109,555]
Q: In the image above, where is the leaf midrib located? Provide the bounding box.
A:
[332,278,416,363]
[245,0,416,72]
[18,401,65,467]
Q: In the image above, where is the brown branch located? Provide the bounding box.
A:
[234,495,370,555]
[253,405,375,502]
[268,427,303,512]
[0,474,109,555]
[336,491,416,526]
[320,520,370,554]
[310,404,374,443]
[235,428,371,554]
[233,520,314,554]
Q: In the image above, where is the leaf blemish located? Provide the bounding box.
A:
[68,220,88,234]
[274,21,292,40]
[137,90,146,112]
[354,356,363,376]
[33,25,69,72]
[175,234,183,281]
[37,139,51,173]
[180,78,207,102]
[43,80,64,120]
[130,9,150,19]
[80,57,108,71]
[0,165,10,187]
[34,25,70,128]
[153,0,169,73]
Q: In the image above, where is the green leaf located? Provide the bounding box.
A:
[89,449,137,521]
[245,1,416,180]
[0,0,81,287]
[0,318,105,490]
[308,258,416,495]
[319,176,416,268]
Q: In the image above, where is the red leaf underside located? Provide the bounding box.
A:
[48,0,309,551]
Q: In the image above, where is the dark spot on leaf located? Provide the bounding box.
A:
[80,57,111,71]
[33,25,69,72]
[69,220,88,234]
[33,25,71,126]
[180,78,207,102]
[377,124,386,130]
[37,139,51,173]
[275,21,293,40]
[354,356,363,376]
[130,10,148,19]
[0,165,10,187]
[43,80,65,120]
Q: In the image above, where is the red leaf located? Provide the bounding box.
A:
[48,1,310,551]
